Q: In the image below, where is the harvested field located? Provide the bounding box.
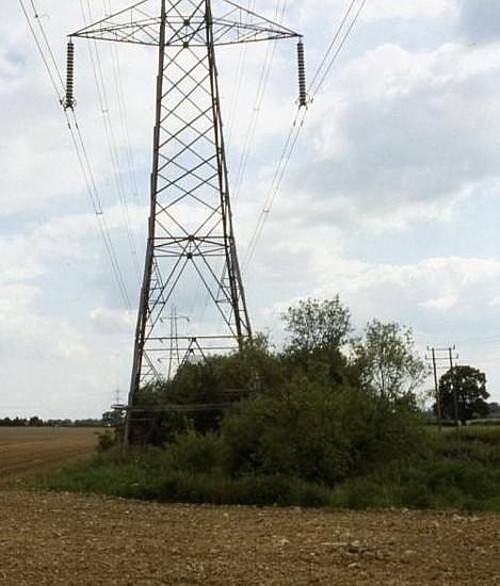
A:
[0,427,99,486]
[0,490,499,585]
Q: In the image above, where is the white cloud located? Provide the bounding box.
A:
[281,41,500,232]
[420,294,457,311]
[90,306,135,335]
[364,0,456,21]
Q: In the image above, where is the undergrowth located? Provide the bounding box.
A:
[34,426,500,511]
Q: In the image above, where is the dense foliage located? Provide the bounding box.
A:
[33,297,500,510]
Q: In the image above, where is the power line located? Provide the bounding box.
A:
[18,0,63,100]
[19,0,132,309]
[79,0,141,277]
[28,0,66,91]
[233,0,286,202]
[242,0,368,272]
[310,0,367,97]
[225,0,256,148]
[307,0,358,94]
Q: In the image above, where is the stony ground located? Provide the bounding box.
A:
[0,490,499,585]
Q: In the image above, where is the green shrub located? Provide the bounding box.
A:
[164,429,222,474]
[221,380,425,486]
[96,429,116,452]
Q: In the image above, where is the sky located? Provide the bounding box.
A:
[2,0,500,418]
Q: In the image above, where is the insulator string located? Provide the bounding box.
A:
[64,40,75,110]
[297,40,307,107]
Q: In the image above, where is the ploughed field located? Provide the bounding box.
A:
[0,427,499,585]
[0,492,499,585]
[0,427,99,486]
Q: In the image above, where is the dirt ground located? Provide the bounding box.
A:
[0,427,100,486]
[0,428,499,585]
[0,491,498,586]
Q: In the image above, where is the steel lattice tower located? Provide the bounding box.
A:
[69,0,301,441]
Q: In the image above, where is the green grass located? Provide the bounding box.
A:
[33,426,500,511]
[34,449,331,507]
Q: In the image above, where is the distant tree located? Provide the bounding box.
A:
[353,320,427,402]
[282,296,352,355]
[102,410,124,427]
[29,416,42,427]
[438,366,489,425]
[488,402,500,418]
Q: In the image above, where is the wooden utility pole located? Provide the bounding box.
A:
[427,345,460,430]
[448,346,459,428]
[430,348,442,431]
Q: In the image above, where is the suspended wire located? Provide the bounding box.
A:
[18,0,132,309]
[310,0,367,97]
[79,0,141,277]
[225,0,256,148]
[232,0,286,203]
[70,113,131,309]
[18,0,63,100]
[242,106,306,271]
[110,42,141,201]
[242,0,368,272]
[28,0,66,91]
[103,0,141,202]
[306,0,358,95]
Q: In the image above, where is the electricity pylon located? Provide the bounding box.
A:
[68,0,302,444]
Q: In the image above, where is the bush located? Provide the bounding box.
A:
[163,429,222,474]
[221,379,425,486]
[96,429,116,452]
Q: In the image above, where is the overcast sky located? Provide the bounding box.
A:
[2,0,500,418]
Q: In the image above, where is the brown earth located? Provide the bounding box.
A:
[0,491,499,585]
[0,427,100,486]
[0,428,499,585]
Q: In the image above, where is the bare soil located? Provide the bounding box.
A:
[0,491,498,585]
[0,428,499,585]
[0,427,100,486]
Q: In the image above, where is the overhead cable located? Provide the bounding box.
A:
[243,0,367,272]
[18,0,132,309]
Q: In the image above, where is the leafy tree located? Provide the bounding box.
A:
[281,296,354,385]
[282,296,352,355]
[353,320,427,401]
[439,366,489,424]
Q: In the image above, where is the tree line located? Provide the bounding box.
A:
[0,417,103,427]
